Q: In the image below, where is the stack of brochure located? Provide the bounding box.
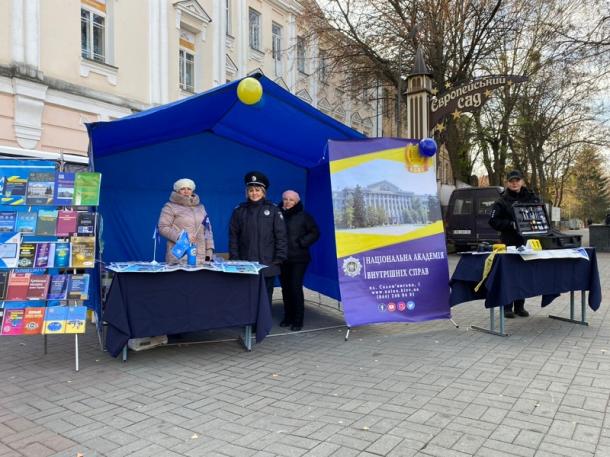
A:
[106,260,266,275]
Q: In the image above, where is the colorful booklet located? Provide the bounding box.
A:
[42,306,68,334]
[22,307,46,335]
[36,209,59,236]
[34,242,51,268]
[56,210,78,237]
[3,174,27,205]
[26,274,50,300]
[53,242,71,268]
[70,236,95,268]
[0,232,21,269]
[5,272,32,301]
[73,172,101,206]
[76,212,95,236]
[25,171,55,205]
[15,211,38,235]
[68,274,90,301]
[47,274,69,300]
[18,242,36,268]
[53,172,75,206]
[1,308,25,335]
[65,306,87,334]
[0,211,17,232]
[0,271,8,300]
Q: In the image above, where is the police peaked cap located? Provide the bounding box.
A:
[506,170,523,180]
[244,171,269,189]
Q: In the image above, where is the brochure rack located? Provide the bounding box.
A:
[0,158,101,371]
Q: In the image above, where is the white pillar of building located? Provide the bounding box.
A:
[308,34,319,106]
[159,0,169,103]
[286,14,297,92]
[149,0,168,104]
[212,0,226,86]
[11,0,40,70]
[236,0,247,78]
[149,1,161,104]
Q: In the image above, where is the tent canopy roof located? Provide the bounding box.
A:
[87,74,365,168]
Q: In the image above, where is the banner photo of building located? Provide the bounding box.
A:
[328,138,450,327]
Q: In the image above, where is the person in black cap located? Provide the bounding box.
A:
[229,171,287,311]
[489,169,540,318]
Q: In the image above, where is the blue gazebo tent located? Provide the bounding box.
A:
[87,74,365,299]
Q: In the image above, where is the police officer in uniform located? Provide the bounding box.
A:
[489,170,540,318]
[229,171,287,310]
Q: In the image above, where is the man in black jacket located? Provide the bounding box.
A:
[489,170,540,318]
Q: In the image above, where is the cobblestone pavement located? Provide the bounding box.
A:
[0,251,608,457]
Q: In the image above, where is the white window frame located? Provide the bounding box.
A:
[226,0,232,36]
[249,8,261,51]
[318,50,328,83]
[179,48,195,92]
[81,6,106,63]
[297,36,306,74]
[272,23,282,61]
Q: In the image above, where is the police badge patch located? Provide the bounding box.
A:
[342,256,362,277]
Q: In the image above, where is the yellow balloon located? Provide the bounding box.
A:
[237,77,263,105]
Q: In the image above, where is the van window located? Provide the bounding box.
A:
[453,198,473,215]
[478,199,496,215]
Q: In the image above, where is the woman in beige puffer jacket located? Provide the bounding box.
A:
[158,178,214,264]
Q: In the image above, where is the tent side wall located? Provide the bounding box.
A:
[95,131,343,299]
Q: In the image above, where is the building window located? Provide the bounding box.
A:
[179,30,196,92]
[81,7,106,62]
[272,23,282,61]
[226,0,232,36]
[249,8,261,50]
[179,50,195,92]
[318,50,328,83]
[297,36,306,73]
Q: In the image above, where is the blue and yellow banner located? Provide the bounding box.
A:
[329,138,450,326]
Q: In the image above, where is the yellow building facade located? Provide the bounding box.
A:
[0,0,382,160]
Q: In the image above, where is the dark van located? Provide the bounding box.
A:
[445,186,582,251]
[445,187,502,251]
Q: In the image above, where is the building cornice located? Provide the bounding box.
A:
[0,64,148,112]
[267,0,303,15]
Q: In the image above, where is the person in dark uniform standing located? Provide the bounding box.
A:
[229,171,287,310]
[489,170,541,318]
[279,190,320,331]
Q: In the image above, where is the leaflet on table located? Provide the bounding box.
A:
[519,248,590,261]
[218,261,267,274]
[106,261,266,274]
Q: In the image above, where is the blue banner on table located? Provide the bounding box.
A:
[328,138,450,327]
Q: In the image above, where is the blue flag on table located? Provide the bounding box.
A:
[171,230,190,259]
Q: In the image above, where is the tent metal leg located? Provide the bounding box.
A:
[122,345,128,362]
[450,318,459,328]
[344,327,350,341]
[44,334,48,354]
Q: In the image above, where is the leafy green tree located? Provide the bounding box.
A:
[342,192,355,228]
[352,186,367,227]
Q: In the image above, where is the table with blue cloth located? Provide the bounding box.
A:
[104,269,272,358]
[450,248,602,335]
